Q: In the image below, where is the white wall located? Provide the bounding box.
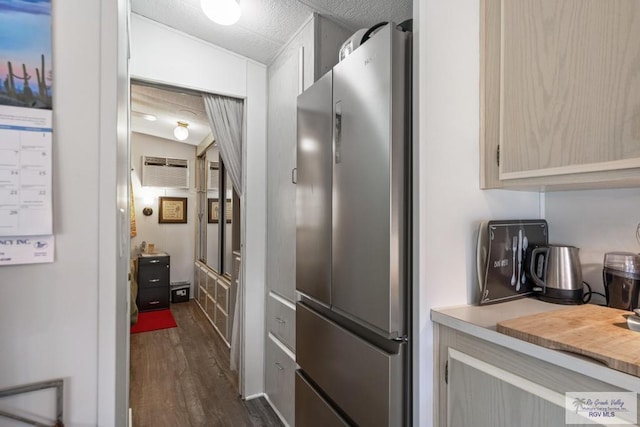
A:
[415,1,541,425]
[545,188,640,304]
[131,132,196,288]
[243,61,268,397]
[130,14,268,397]
[0,1,126,425]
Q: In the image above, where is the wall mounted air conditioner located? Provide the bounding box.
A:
[142,156,189,188]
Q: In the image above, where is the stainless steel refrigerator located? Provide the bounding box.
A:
[295,23,411,426]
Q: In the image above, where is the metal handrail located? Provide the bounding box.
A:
[0,379,63,427]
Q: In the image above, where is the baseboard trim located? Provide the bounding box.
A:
[263,394,291,427]
[244,392,265,401]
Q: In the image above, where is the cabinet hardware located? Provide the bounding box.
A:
[444,360,448,384]
[291,168,297,184]
[275,362,284,371]
[149,279,160,283]
[275,317,286,324]
[149,259,160,263]
[496,145,500,167]
[149,300,160,305]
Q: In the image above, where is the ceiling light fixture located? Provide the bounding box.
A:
[174,121,189,141]
[201,0,241,26]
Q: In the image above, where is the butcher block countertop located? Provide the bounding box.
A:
[497,304,640,377]
[432,299,640,392]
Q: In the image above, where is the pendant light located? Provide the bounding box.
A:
[201,0,241,26]
[174,121,189,141]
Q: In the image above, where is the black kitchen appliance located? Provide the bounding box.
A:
[603,252,640,311]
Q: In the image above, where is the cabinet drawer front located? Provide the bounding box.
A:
[137,287,169,312]
[138,265,169,288]
[296,371,349,427]
[216,280,229,313]
[266,335,295,426]
[138,255,169,266]
[267,294,295,351]
[215,305,227,339]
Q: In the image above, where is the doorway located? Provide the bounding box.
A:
[128,80,260,423]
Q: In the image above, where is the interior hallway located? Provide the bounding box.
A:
[130,301,283,427]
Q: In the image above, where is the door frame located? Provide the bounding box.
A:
[97,0,131,425]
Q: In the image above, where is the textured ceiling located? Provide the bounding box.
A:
[131,83,211,146]
[130,0,412,65]
[129,0,412,142]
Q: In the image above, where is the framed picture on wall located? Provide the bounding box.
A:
[208,198,232,224]
[208,198,220,224]
[159,196,187,224]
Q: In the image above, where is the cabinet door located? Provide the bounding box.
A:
[449,349,570,427]
[266,52,300,302]
[266,17,318,303]
[436,325,638,426]
[481,0,640,189]
[265,335,296,426]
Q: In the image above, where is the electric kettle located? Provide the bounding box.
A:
[527,245,583,304]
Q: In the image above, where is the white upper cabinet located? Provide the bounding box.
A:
[266,15,351,302]
[481,0,640,190]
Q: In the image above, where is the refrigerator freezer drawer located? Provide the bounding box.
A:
[296,371,350,427]
[296,303,404,426]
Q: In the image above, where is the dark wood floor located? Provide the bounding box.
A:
[130,301,283,427]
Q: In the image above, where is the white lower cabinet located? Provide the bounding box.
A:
[266,292,296,351]
[436,325,639,427]
[193,262,230,344]
[265,334,296,426]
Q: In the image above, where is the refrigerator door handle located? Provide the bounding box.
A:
[334,100,342,164]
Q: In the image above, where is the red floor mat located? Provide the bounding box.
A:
[130,309,177,334]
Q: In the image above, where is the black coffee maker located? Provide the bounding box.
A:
[603,252,640,310]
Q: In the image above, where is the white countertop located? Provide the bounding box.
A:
[431,298,640,392]
[432,298,565,330]
[140,252,168,257]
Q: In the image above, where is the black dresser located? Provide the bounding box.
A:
[137,254,170,312]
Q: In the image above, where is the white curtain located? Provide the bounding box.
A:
[203,93,245,378]
[202,94,244,196]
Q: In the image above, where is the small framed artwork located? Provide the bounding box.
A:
[208,198,233,224]
[158,196,188,224]
[208,198,220,223]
